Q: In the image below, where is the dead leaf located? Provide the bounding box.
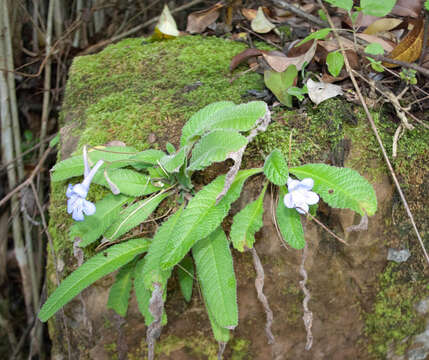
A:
[263,40,317,72]
[241,8,258,21]
[230,48,265,71]
[152,5,179,40]
[345,12,379,28]
[384,18,424,67]
[356,34,395,53]
[251,6,276,33]
[186,3,223,34]
[363,18,403,35]
[307,79,343,105]
[391,0,422,18]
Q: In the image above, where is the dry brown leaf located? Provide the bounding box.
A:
[307,79,343,105]
[363,18,402,35]
[186,2,223,34]
[384,18,424,67]
[263,40,317,72]
[241,8,257,21]
[230,48,265,71]
[345,12,378,28]
[356,33,395,53]
[391,0,422,18]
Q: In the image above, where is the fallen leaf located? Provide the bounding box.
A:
[241,8,258,21]
[262,40,317,72]
[391,0,422,18]
[384,18,424,67]
[230,48,265,71]
[363,18,402,35]
[186,3,223,34]
[306,79,343,105]
[356,33,395,53]
[152,5,179,40]
[251,6,276,33]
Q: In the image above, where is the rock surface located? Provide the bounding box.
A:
[47,35,429,359]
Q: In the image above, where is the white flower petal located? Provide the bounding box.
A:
[82,200,96,216]
[304,191,319,205]
[300,178,314,190]
[287,179,301,192]
[284,193,295,208]
[72,207,84,221]
[296,203,308,214]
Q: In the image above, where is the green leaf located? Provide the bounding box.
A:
[49,133,60,148]
[161,168,262,269]
[264,65,298,107]
[326,51,344,77]
[93,168,163,196]
[180,101,267,146]
[230,184,267,252]
[297,28,331,46]
[166,142,176,154]
[181,101,235,146]
[365,43,384,56]
[129,149,166,169]
[51,146,138,182]
[287,86,307,101]
[188,130,248,171]
[290,164,377,216]
[38,238,150,322]
[142,206,184,289]
[323,0,353,11]
[134,258,154,325]
[205,300,230,342]
[70,194,130,247]
[177,255,194,302]
[159,147,186,173]
[361,0,396,17]
[263,149,288,185]
[276,186,305,249]
[107,259,136,317]
[425,0,429,11]
[193,228,238,329]
[104,191,170,241]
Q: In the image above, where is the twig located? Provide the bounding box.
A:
[79,0,206,56]
[305,212,348,245]
[317,0,429,265]
[0,147,52,208]
[299,243,313,350]
[251,247,275,344]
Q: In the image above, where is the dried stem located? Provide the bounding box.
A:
[299,243,313,350]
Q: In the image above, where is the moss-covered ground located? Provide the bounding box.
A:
[48,34,429,359]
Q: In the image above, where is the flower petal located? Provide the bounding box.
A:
[82,200,96,216]
[66,184,74,198]
[287,178,301,192]
[283,193,295,208]
[72,207,85,221]
[296,203,308,214]
[300,178,314,190]
[304,191,319,205]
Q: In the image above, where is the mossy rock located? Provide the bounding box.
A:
[47,35,429,359]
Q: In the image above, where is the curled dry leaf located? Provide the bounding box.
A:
[251,6,276,34]
[230,48,265,71]
[363,18,403,35]
[153,4,179,39]
[391,0,422,18]
[306,79,343,105]
[384,18,424,67]
[186,2,223,34]
[263,40,317,72]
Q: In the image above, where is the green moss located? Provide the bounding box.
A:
[104,343,118,360]
[230,338,251,360]
[364,263,428,358]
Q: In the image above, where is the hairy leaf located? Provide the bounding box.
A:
[159,147,186,173]
[104,192,170,241]
[177,255,194,302]
[188,130,247,171]
[193,228,238,329]
[129,149,166,169]
[206,300,230,342]
[93,168,162,196]
[70,194,130,247]
[290,164,377,216]
[263,149,288,185]
[107,260,136,317]
[181,101,235,146]
[160,168,262,269]
[142,207,184,290]
[134,258,154,325]
[38,238,150,322]
[276,186,305,249]
[51,146,137,182]
[230,184,267,252]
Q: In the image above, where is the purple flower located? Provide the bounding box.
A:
[284,177,319,214]
[66,146,104,221]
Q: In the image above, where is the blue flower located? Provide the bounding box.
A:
[66,146,104,221]
[283,177,319,214]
